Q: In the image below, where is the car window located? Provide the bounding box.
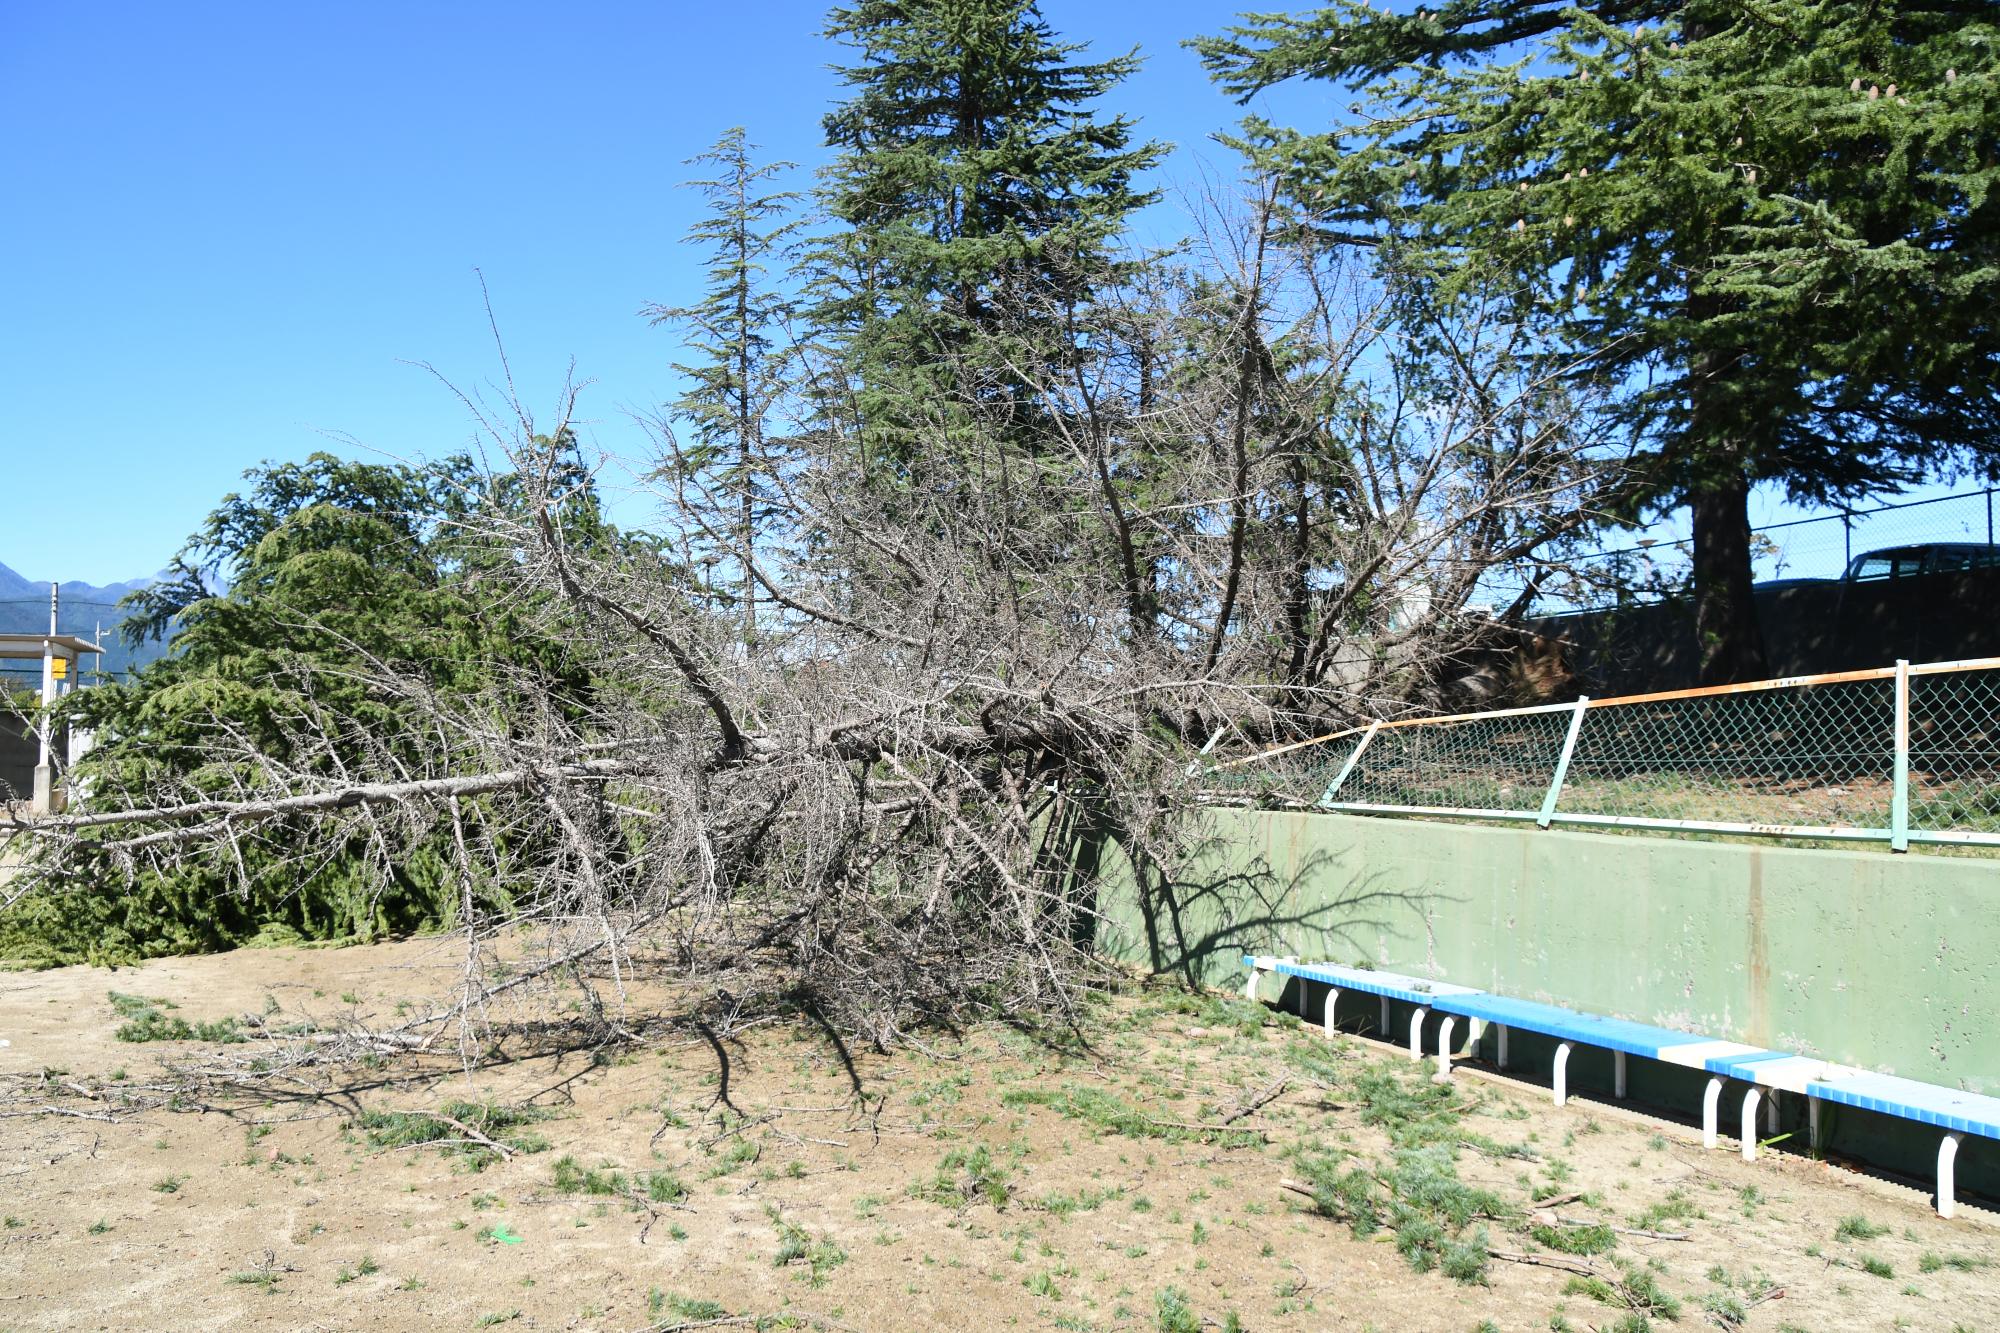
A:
[1932,548,1974,573]
[1849,554,1899,580]
[1848,546,1996,579]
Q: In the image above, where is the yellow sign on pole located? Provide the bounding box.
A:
[51,656,67,681]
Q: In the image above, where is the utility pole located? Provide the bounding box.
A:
[32,582,55,813]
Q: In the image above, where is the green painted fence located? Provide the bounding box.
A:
[1096,808,2000,1095]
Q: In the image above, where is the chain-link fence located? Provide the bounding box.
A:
[1211,657,2000,849]
[1476,486,2000,615]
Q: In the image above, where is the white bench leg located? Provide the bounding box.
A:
[1243,964,1262,1002]
[1939,1132,1963,1219]
[1741,1087,1764,1161]
[1808,1097,1822,1153]
[1613,1050,1627,1100]
[1322,987,1340,1037]
[1765,1089,1780,1134]
[1379,995,1390,1036]
[1409,1007,1427,1061]
[1702,1077,1724,1149]
[1552,1041,1573,1106]
[1434,1016,1457,1083]
[1496,1024,1509,1070]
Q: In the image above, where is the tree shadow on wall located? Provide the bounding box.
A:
[1086,815,1450,991]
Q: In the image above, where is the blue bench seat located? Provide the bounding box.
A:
[1243,956,1482,1061]
[1238,953,1996,1217]
[1808,1072,2000,1140]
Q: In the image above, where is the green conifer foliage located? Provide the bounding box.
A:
[1200,1,2000,682]
[647,128,801,640]
[807,0,1165,477]
[4,453,600,964]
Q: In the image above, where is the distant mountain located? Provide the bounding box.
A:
[0,561,172,684]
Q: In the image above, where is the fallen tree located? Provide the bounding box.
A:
[5,192,1625,1044]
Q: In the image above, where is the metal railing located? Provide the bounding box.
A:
[1210,657,2000,849]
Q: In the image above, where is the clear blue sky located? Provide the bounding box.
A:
[1,0,1340,585]
[0,1,1974,589]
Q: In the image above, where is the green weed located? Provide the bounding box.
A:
[767,1206,847,1286]
[355,1101,550,1170]
[1530,1221,1617,1256]
[1836,1214,1890,1241]
[913,1145,1012,1209]
[1154,1286,1200,1333]
[109,991,245,1043]
[549,1155,626,1197]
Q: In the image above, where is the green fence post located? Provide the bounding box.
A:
[1891,659,1911,852]
[1537,696,1591,828]
[1319,721,1381,808]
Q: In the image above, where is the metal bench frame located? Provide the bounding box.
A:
[1243,955,1994,1218]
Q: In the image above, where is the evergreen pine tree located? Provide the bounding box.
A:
[1199,1,2000,682]
[807,0,1165,477]
[648,128,802,639]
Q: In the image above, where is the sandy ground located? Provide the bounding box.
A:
[2,937,1997,1332]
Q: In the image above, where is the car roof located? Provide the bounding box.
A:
[1852,542,1996,557]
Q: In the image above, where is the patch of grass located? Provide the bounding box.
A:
[152,1174,187,1194]
[1860,1255,1894,1279]
[705,1136,761,1177]
[913,1144,1012,1209]
[1919,1250,1993,1274]
[355,1101,551,1170]
[333,1255,380,1285]
[1563,1265,1682,1321]
[549,1155,627,1197]
[1001,1084,1260,1145]
[108,991,245,1044]
[87,1219,111,1235]
[227,1264,282,1293]
[1026,1270,1063,1300]
[1033,1186,1117,1218]
[1154,1286,1200,1333]
[652,1292,726,1320]
[1836,1213,1891,1241]
[473,1311,520,1327]
[1630,1188,1701,1232]
[768,1206,847,1286]
[1348,1065,1467,1149]
[642,1169,686,1204]
[1531,1221,1617,1256]
[1700,1290,1747,1326]
[1295,1137,1505,1285]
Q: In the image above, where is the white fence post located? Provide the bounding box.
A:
[1538,696,1590,828]
[1891,659,1911,852]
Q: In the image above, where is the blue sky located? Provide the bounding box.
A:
[0,1,1976,589]
[2,0,1341,584]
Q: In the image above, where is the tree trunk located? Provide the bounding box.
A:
[1688,466,1768,685]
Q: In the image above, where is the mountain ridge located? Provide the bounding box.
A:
[0,560,169,681]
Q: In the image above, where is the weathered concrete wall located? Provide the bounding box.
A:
[1097,809,2000,1095]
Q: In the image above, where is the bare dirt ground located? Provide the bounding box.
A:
[2,938,1996,1332]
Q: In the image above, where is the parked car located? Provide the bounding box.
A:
[1841,542,2000,581]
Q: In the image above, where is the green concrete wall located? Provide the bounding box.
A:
[1096,810,2000,1095]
